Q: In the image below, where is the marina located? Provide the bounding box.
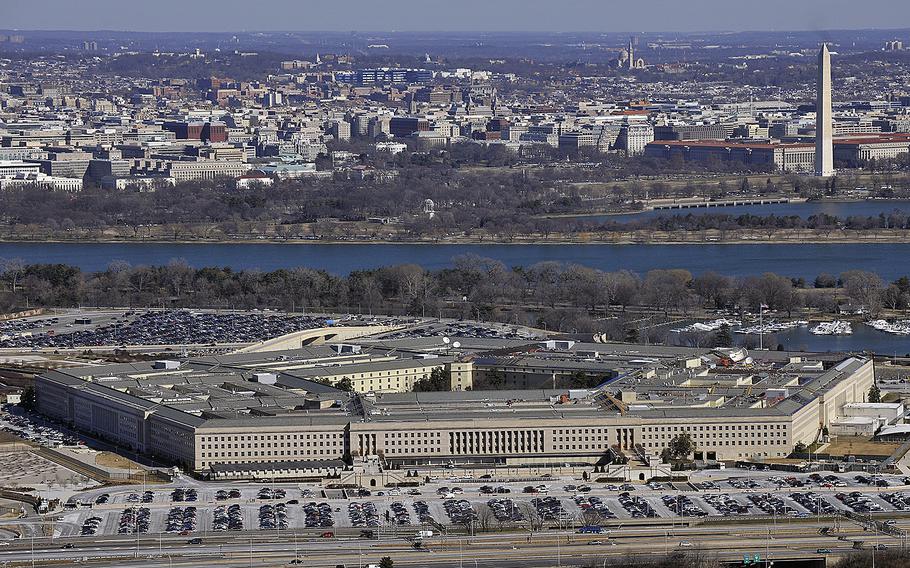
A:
[666,317,910,355]
[868,319,910,336]
[734,320,809,335]
[670,318,740,333]
[811,321,854,335]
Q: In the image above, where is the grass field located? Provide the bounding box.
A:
[823,436,900,458]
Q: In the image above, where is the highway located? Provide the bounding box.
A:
[0,467,903,566]
[0,519,903,567]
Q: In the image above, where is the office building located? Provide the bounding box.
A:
[654,124,732,141]
[832,133,910,166]
[0,173,83,191]
[163,122,228,143]
[130,159,249,182]
[617,123,654,155]
[389,117,430,138]
[34,151,93,180]
[645,140,816,172]
[34,335,874,479]
[0,160,42,177]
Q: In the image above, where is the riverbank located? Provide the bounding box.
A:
[1,231,909,246]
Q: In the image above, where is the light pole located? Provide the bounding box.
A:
[556,529,561,568]
[765,527,772,568]
[134,504,140,559]
[872,533,876,568]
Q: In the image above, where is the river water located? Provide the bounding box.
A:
[671,323,910,357]
[1,242,908,281]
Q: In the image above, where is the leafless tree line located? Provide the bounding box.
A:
[0,256,906,340]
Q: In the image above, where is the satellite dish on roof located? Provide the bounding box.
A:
[452,341,461,349]
[442,337,450,344]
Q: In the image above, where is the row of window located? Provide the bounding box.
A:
[202,441,340,450]
[384,432,440,439]
[645,439,784,449]
[202,449,338,458]
[554,443,609,451]
[201,433,339,442]
[643,424,785,433]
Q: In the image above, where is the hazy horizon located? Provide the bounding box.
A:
[2,0,908,34]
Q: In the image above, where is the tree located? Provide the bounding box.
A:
[19,386,35,411]
[379,556,394,568]
[0,258,25,292]
[567,371,604,389]
[667,432,696,461]
[476,504,496,532]
[743,272,802,316]
[713,324,733,348]
[334,378,354,392]
[814,273,838,288]
[882,284,908,310]
[869,384,882,403]
[692,272,732,309]
[520,502,543,532]
[412,367,450,392]
[640,269,693,314]
[841,270,884,317]
[478,368,506,390]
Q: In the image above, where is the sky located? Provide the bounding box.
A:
[1,0,908,33]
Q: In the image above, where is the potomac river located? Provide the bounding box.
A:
[0,241,909,281]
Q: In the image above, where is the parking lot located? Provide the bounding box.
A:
[0,409,82,449]
[0,450,92,490]
[376,321,542,342]
[52,469,910,539]
[0,310,407,349]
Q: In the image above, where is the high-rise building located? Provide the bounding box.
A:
[814,44,834,177]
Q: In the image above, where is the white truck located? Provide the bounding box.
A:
[415,530,434,539]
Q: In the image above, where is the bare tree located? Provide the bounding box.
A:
[1,258,25,292]
[475,504,496,533]
[520,502,543,533]
[841,270,884,317]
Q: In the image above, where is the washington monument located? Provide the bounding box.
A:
[814,43,834,177]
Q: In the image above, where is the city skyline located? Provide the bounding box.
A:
[2,0,909,33]
[0,2,910,566]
